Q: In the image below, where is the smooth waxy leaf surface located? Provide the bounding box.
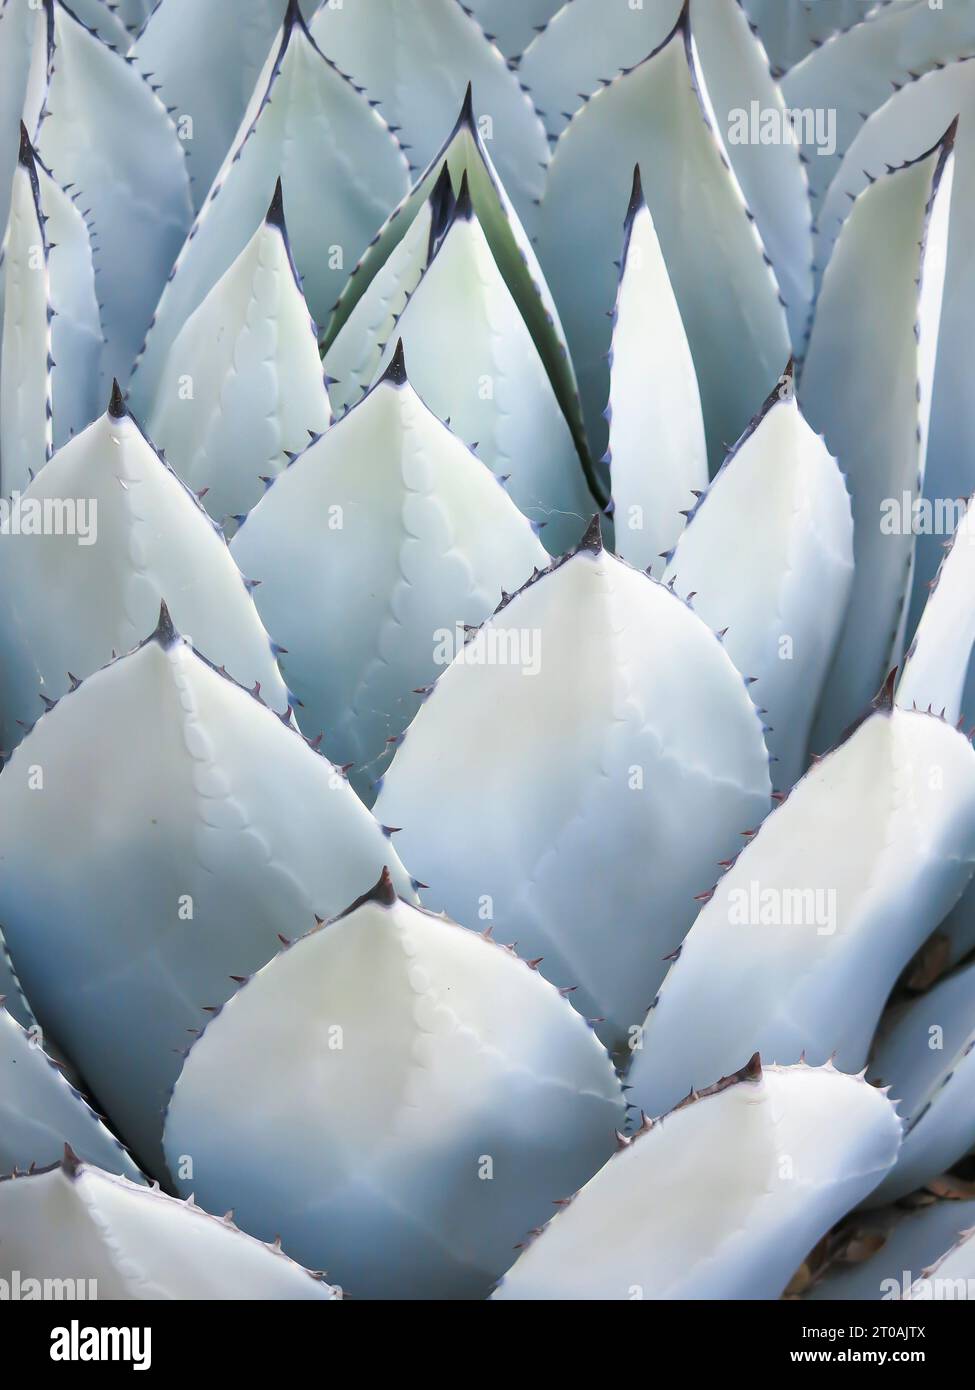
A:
[866,960,975,1205]
[0,625,414,1171]
[309,0,550,231]
[1,1005,143,1182]
[375,524,772,1053]
[146,188,331,529]
[810,58,975,645]
[493,1059,901,1300]
[806,1197,975,1301]
[36,0,193,386]
[608,166,707,578]
[324,91,588,477]
[132,0,294,211]
[0,400,289,751]
[231,352,547,800]
[128,7,409,416]
[898,494,975,724]
[522,0,813,344]
[537,11,790,466]
[0,1155,339,1299]
[663,367,854,787]
[370,188,595,554]
[802,128,954,750]
[164,878,626,1300]
[627,703,975,1119]
[783,0,975,204]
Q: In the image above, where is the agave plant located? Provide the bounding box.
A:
[2,0,975,1306]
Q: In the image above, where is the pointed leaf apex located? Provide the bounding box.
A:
[108,379,126,419]
[626,163,645,222]
[577,513,604,554]
[283,0,307,35]
[874,667,898,712]
[266,176,286,231]
[454,168,473,221]
[61,1143,83,1179]
[458,80,475,129]
[152,599,180,648]
[380,339,408,387]
[365,867,399,909]
[743,1051,762,1081]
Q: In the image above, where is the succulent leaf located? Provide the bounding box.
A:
[0,398,290,750]
[35,0,193,386]
[231,350,548,801]
[370,185,596,553]
[809,58,975,646]
[128,7,409,417]
[802,124,954,750]
[323,168,453,416]
[741,0,850,75]
[0,130,53,496]
[627,702,975,1119]
[521,0,813,346]
[131,0,295,212]
[662,365,854,787]
[492,1058,902,1300]
[374,527,772,1053]
[1,124,102,497]
[0,625,414,1170]
[309,0,550,231]
[0,1155,340,1298]
[537,9,790,467]
[783,0,975,206]
[323,90,589,478]
[163,876,626,1300]
[1,1004,144,1182]
[865,959,975,1206]
[897,494,975,723]
[66,0,130,50]
[462,0,563,59]
[608,165,708,579]
[0,0,50,244]
[805,1197,975,1301]
[146,185,331,530]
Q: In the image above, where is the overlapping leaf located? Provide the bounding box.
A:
[231,345,548,801]
[163,873,625,1300]
[128,4,409,416]
[309,0,550,231]
[662,363,854,787]
[0,393,289,751]
[146,183,331,529]
[323,88,589,479]
[607,165,707,578]
[1,1006,143,1182]
[493,1058,901,1300]
[369,178,595,553]
[522,0,813,345]
[801,125,954,750]
[375,520,772,1053]
[34,0,193,386]
[1,125,101,498]
[627,697,975,1119]
[0,618,414,1170]
[537,7,789,466]
[0,1152,340,1299]
[866,960,975,1205]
